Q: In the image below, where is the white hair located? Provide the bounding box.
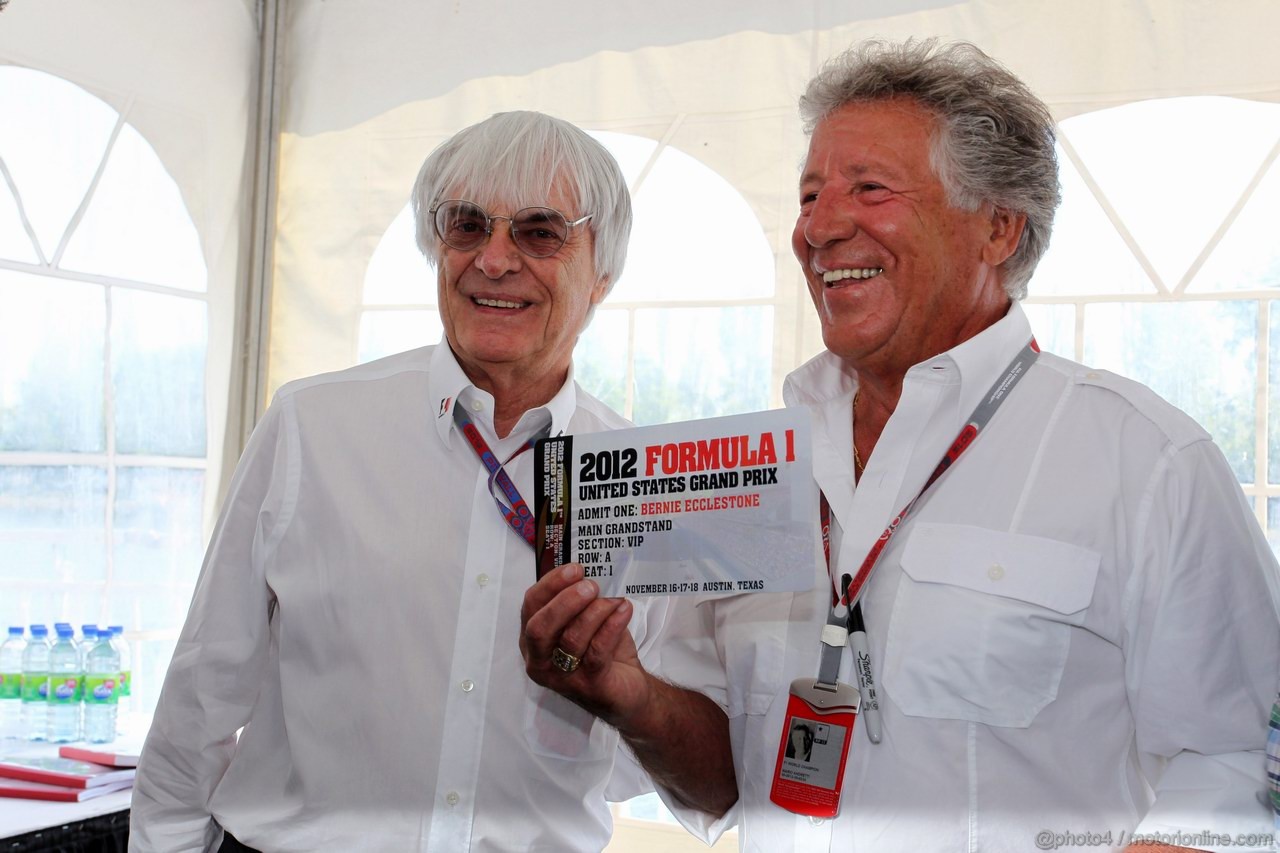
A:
[411,111,632,291]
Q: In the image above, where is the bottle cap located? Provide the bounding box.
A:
[7,627,22,637]
[56,625,74,639]
[30,624,48,636]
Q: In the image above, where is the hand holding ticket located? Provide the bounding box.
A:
[535,409,817,597]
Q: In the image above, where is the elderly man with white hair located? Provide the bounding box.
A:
[130,110,732,853]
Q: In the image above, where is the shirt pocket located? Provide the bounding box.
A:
[882,522,1100,728]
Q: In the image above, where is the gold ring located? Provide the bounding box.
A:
[551,646,581,673]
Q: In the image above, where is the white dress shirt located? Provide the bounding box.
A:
[661,304,1280,853]
[130,342,659,853]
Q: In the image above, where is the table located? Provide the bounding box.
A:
[0,789,131,851]
[0,720,147,851]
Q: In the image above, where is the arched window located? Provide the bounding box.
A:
[0,67,210,714]
[359,131,776,426]
[1023,95,1280,550]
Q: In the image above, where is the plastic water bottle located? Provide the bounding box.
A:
[47,624,81,743]
[21,624,50,741]
[107,625,131,714]
[79,624,99,666]
[83,634,120,743]
[78,626,97,712]
[0,627,26,740]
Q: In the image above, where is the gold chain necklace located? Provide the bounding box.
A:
[852,390,864,474]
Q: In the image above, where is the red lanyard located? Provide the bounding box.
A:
[451,403,546,548]
[830,338,1039,608]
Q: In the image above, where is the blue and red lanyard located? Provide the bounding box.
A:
[451,402,547,549]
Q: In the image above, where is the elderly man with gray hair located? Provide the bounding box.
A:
[131,110,723,852]
[526,40,1280,853]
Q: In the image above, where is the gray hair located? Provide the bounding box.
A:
[799,39,1060,299]
[411,110,632,290]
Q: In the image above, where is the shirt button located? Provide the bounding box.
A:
[469,399,483,412]
[988,564,1005,581]
[461,679,475,693]
[1086,371,1100,380]
[446,791,460,806]
[476,573,490,587]
[808,816,826,826]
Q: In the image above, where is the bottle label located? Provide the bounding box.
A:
[84,674,120,705]
[121,670,132,697]
[21,674,48,703]
[0,673,20,700]
[49,676,81,704]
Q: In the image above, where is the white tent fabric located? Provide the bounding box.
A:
[267,0,1280,404]
[4,0,1279,506]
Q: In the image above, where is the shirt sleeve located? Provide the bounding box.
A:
[1127,438,1280,852]
[129,398,299,853]
[646,593,738,844]
[604,595,669,803]
[640,590,793,846]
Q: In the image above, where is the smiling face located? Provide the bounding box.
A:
[437,178,608,394]
[792,98,1022,378]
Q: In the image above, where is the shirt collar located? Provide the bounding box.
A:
[783,302,1033,411]
[921,301,1033,419]
[429,339,578,448]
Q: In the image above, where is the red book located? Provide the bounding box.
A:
[0,776,133,802]
[0,755,135,789]
[58,745,140,768]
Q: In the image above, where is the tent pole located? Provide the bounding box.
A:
[235,0,284,454]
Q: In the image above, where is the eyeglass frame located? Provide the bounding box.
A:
[428,199,594,259]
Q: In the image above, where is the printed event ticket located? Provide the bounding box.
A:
[534,408,817,597]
